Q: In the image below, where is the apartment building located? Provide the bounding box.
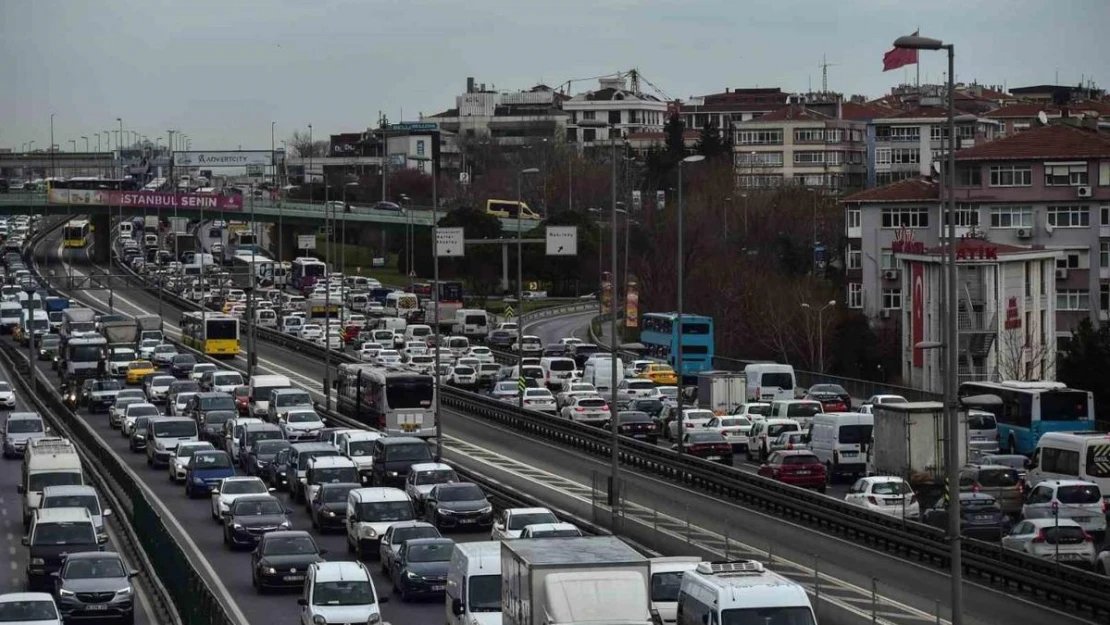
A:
[563,76,669,147]
[869,106,1002,188]
[426,77,569,147]
[985,101,1110,136]
[734,105,867,190]
[845,119,1110,382]
[679,87,787,130]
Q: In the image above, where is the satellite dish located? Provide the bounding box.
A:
[1037,110,1049,125]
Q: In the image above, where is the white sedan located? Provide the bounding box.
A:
[168,441,215,482]
[210,476,271,520]
[300,324,323,341]
[190,363,219,382]
[522,388,557,413]
[666,409,716,440]
[151,344,178,366]
[844,476,919,519]
[705,415,753,449]
[467,346,495,363]
[376,350,403,366]
[0,381,15,409]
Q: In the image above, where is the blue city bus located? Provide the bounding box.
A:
[958,381,1095,455]
[638,313,715,378]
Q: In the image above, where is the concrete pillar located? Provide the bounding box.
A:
[90,213,111,264]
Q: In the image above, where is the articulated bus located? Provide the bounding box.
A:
[180,311,240,357]
[335,363,436,437]
[639,312,715,378]
[291,257,327,293]
[958,381,1095,455]
[62,220,91,248]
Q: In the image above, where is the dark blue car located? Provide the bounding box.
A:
[392,537,454,602]
[185,450,236,498]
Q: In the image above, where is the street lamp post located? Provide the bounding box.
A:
[413,155,442,459]
[801,300,836,372]
[49,114,55,180]
[894,33,961,625]
[81,136,89,152]
[675,154,705,455]
[515,168,539,410]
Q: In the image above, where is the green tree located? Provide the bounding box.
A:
[827,312,883,379]
[664,113,686,159]
[694,120,728,161]
[1058,318,1110,417]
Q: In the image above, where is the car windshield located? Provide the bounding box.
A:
[508,512,557,530]
[357,501,414,522]
[94,380,123,391]
[962,497,1001,513]
[205,412,234,427]
[200,396,235,410]
[64,557,126,579]
[385,443,432,462]
[838,424,873,445]
[213,373,242,385]
[651,571,685,602]
[222,480,267,495]
[43,494,101,515]
[32,521,95,545]
[721,607,816,625]
[322,485,354,503]
[7,419,42,433]
[277,393,311,407]
[719,417,750,427]
[254,440,289,455]
[152,377,175,388]
[618,412,651,423]
[415,469,457,485]
[687,432,724,444]
[29,472,83,490]
[407,542,453,562]
[154,421,196,437]
[0,600,59,621]
[177,445,211,458]
[263,535,317,555]
[393,526,441,545]
[233,499,285,516]
[977,468,1020,487]
[1058,484,1101,504]
[347,440,376,456]
[437,484,485,502]
[313,580,376,606]
[870,481,912,495]
[288,412,320,423]
[786,403,820,418]
[296,450,338,470]
[811,385,847,395]
[193,453,232,469]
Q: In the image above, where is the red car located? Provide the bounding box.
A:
[758,450,827,493]
[233,385,251,415]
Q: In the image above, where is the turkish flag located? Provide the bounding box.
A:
[883,31,920,72]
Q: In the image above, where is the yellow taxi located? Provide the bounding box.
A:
[639,363,678,385]
[125,360,156,384]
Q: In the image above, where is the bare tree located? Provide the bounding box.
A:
[995,327,1055,381]
[287,131,329,158]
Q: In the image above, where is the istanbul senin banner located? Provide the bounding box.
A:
[48,188,243,211]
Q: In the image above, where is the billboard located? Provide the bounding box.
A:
[625,278,639,327]
[48,188,243,211]
[912,261,924,368]
[330,133,369,157]
[601,272,613,315]
[173,151,279,167]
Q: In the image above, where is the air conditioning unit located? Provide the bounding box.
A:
[1056,268,1068,280]
[1077,186,1093,198]
[883,269,900,281]
[880,309,891,319]
[1016,228,1032,239]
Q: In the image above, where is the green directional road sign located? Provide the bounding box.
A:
[518,376,527,393]
[504,305,515,319]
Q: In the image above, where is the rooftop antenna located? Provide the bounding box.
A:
[819,54,839,93]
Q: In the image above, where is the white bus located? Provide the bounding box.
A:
[336,364,436,438]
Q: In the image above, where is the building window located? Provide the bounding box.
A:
[1057,289,1090,311]
[847,207,861,230]
[882,288,903,310]
[875,126,891,140]
[583,128,596,142]
[1044,162,1089,187]
[794,151,827,164]
[891,126,920,142]
[737,129,783,145]
[848,283,863,309]
[930,125,945,141]
[1102,284,1109,311]
[989,206,1033,229]
[565,127,577,142]
[737,174,783,188]
[881,250,895,269]
[944,204,980,227]
[1102,206,1110,226]
[416,159,426,172]
[608,110,622,125]
[1046,205,1090,228]
[989,165,1032,187]
[581,111,596,121]
[794,128,825,143]
[1013,122,1031,133]
[881,207,929,229]
[875,148,892,166]
[1056,253,1080,270]
[876,170,918,186]
[825,129,843,143]
[958,125,976,139]
[736,151,784,167]
[847,245,861,270]
[955,165,982,187]
[1101,242,1110,268]
[891,148,920,164]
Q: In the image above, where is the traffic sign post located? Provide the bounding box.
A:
[504,305,515,319]
[545,226,578,256]
[297,234,316,250]
[436,227,464,257]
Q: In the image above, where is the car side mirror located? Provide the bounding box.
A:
[21,536,29,546]
[268,487,276,492]
[452,598,465,616]
[128,570,138,578]
[221,510,232,519]
[103,509,112,517]
[318,548,328,555]
[50,571,60,578]
[98,535,108,544]
[297,598,308,607]
[286,507,295,514]
[211,488,220,494]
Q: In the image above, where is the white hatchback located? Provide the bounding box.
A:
[844,476,919,519]
[1022,480,1107,540]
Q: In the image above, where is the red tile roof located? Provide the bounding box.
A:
[843,177,939,203]
[747,105,828,122]
[954,123,1110,161]
[983,103,1059,119]
[839,102,894,121]
[962,86,1012,101]
[885,106,950,119]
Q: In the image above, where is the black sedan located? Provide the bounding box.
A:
[424,483,493,530]
[921,492,1012,540]
[310,482,358,532]
[806,384,852,411]
[246,439,291,478]
[392,537,455,601]
[170,353,197,378]
[222,495,291,549]
[672,431,734,465]
[200,410,236,448]
[250,530,326,592]
[606,411,659,444]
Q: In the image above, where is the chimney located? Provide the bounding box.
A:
[467,77,475,93]
[725,88,730,94]
[837,100,843,119]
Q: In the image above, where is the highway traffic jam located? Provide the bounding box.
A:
[1,210,1108,625]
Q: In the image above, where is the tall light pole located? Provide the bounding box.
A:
[894,33,961,625]
[68,140,76,152]
[515,167,539,409]
[117,118,124,178]
[413,154,441,459]
[49,113,55,180]
[308,124,313,188]
[801,300,836,372]
[81,136,89,152]
[675,154,705,455]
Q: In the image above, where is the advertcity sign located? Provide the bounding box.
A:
[173,151,280,167]
[48,188,244,211]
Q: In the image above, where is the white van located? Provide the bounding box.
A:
[1027,432,1110,496]
[405,324,433,343]
[583,356,625,396]
[345,487,416,560]
[182,263,203,279]
[379,317,407,333]
[248,374,292,418]
[743,364,797,402]
[254,308,277,328]
[649,557,701,625]
[676,561,815,625]
[118,221,134,239]
[20,438,83,528]
[540,357,578,391]
[452,309,489,341]
[0,301,23,333]
[446,336,470,358]
[807,412,874,479]
[446,541,502,625]
[768,400,823,427]
[384,292,419,317]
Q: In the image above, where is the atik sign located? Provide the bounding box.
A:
[1004,297,1022,330]
[173,151,278,167]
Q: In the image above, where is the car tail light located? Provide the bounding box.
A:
[576,407,585,412]
[716,444,730,453]
[685,422,695,428]
[1103,500,1108,515]
[1032,530,1045,544]
[1084,531,1095,543]
[971,483,980,493]
[786,444,794,450]
[867,496,879,505]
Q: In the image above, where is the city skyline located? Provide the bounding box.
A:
[2,0,1108,151]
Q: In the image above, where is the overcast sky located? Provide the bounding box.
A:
[2,0,1107,152]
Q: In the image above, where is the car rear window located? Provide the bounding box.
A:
[765,423,799,438]
[977,468,1020,487]
[1043,526,1087,544]
[786,403,820,418]
[1058,484,1101,504]
[967,413,997,430]
[548,360,575,371]
[580,399,606,408]
[782,454,819,465]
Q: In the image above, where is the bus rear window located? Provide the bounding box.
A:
[681,323,710,335]
[1039,392,1090,421]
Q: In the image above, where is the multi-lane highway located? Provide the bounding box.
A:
[0,350,156,624]
[29,222,1098,625]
